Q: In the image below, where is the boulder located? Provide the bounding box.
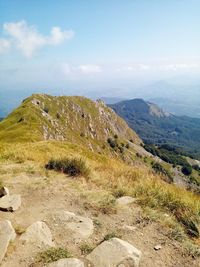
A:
[0,220,16,263]
[116,196,136,206]
[0,187,9,198]
[0,194,21,211]
[45,258,84,267]
[86,238,141,267]
[53,211,94,239]
[20,221,54,247]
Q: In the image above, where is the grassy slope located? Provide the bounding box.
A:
[0,141,199,245]
[0,95,140,149]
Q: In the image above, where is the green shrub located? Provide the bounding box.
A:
[38,248,71,263]
[45,157,90,177]
[182,165,192,176]
[107,138,117,148]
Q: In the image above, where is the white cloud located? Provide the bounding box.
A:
[116,64,150,72]
[162,63,200,71]
[1,20,74,58]
[0,38,11,53]
[138,64,150,70]
[50,27,73,45]
[78,64,102,74]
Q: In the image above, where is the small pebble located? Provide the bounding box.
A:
[154,244,162,250]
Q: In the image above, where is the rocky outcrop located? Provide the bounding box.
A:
[0,220,16,263]
[86,238,141,267]
[52,211,94,239]
[20,221,54,247]
[45,258,85,267]
[0,194,21,211]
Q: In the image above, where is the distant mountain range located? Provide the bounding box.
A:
[110,98,200,159]
[149,97,200,118]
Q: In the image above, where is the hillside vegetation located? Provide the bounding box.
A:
[110,98,200,159]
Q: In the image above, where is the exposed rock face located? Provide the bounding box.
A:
[0,194,21,211]
[0,94,141,147]
[52,211,94,239]
[0,220,16,263]
[45,258,85,267]
[20,221,54,247]
[86,238,141,267]
[116,196,136,206]
[0,187,9,198]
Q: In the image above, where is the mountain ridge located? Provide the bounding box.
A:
[0,94,144,162]
[110,98,200,159]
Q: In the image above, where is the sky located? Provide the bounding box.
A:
[0,0,200,97]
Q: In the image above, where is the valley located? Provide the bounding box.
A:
[110,98,200,159]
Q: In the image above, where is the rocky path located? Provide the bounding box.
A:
[0,164,199,267]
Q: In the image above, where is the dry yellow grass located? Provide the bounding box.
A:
[0,140,200,241]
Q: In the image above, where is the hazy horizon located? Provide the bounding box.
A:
[1,1,200,94]
[1,1,200,117]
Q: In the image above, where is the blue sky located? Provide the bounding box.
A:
[0,0,200,96]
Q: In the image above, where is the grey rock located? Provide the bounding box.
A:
[86,238,141,267]
[0,194,21,212]
[53,211,94,239]
[0,220,16,263]
[20,221,54,247]
[45,258,84,267]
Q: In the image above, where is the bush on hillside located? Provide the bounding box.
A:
[107,138,118,148]
[45,157,90,177]
[182,165,192,176]
[144,144,192,172]
[38,248,71,263]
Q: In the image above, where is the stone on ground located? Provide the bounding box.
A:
[0,194,21,211]
[0,220,16,263]
[86,237,141,267]
[116,196,136,206]
[53,211,94,239]
[45,258,85,267]
[154,244,162,251]
[0,187,9,198]
[20,221,54,247]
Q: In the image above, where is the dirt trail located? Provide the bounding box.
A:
[0,163,199,267]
